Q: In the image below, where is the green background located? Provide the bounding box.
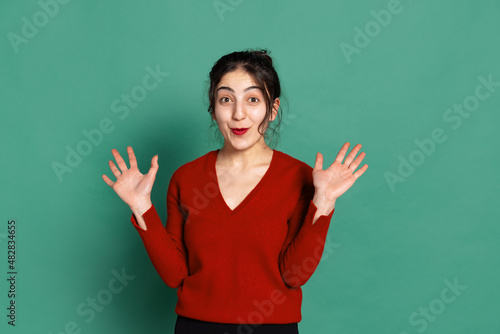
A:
[1,0,499,333]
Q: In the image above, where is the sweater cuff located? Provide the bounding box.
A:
[130,204,162,232]
[302,199,335,236]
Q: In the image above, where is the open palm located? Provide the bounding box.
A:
[313,142,368,202]
[102,146,159,210]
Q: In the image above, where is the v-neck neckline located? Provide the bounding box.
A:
[211,148,277,216]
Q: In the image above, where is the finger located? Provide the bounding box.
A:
[127,146,138,169]
[334,142,350,164]
[146,155,159,182]
[109,160,122,178]
[112,148,129,172]
[343,144,362,166]
[353,164,369,180]
[102,174,115,187]
[314,152,323,170]
[348,151,366,172]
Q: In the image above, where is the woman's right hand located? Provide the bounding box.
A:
[102,146,159,215]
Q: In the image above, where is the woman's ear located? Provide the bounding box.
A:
[269,97,280,121]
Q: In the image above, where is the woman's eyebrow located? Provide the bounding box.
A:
[216,85,260,93]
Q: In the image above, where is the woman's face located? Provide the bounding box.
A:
[212,68,279,151]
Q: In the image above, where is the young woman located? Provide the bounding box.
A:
[102,49,368,334]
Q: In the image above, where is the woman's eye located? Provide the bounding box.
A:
[219,97,258,103]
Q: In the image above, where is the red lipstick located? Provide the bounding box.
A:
[231,128,249,135]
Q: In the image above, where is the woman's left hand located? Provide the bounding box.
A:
[312,142,369,203]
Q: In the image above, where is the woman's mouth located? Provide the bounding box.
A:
[231,128,249,135]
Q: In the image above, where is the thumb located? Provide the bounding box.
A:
[147,155,159,180]
[314,152,323,171]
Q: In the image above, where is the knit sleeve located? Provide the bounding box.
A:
[130,170,189,289]
[278,184,335,289]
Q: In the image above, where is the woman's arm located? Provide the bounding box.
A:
[278,189,335,289]
[129,170,189,289]
[279,142,368,289]
[130,200,153,231]
[102,147,189,289]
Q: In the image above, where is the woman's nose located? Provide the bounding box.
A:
[232,101,246,119]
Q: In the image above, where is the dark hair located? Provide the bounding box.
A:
[204,48,288,149]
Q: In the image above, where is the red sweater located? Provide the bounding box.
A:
[131,149,335,324]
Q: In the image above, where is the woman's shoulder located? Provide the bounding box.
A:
[275,149,313,173]
[274,149,315,197]
[170,149,216,180]
[171,149,313,180]
[273,149,314,191]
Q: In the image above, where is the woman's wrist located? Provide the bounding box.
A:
[312,193,336,215]
[130,199,153,217]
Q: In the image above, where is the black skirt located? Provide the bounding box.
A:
[175,315,299,334]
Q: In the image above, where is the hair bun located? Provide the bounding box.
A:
[251,49,272,66]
